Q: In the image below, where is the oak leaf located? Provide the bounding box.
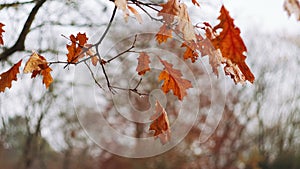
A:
[176,4,196,41]
[181,40,199,63]
[0,23,4,45]
[156,24,173,44]
[66,32,88,64]
[284,0,300,20]
[149,100,171,144]
[136,52,151,75]
[158,0,180,24]
[84,44,98,66]
[0,60,22,92]
[158,58,192,100]
[212,5,255,83]
[197,27,222,76]
[24,52,53,88]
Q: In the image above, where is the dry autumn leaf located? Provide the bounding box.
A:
[66,32,88,64]
[156,24,173,44]
[149,100,171,144]
[114,0,130,21]
[24,52,53,88]
[212,5,255,83]
[181,40,199,63]
[158,58,192,100]
[128,5,143,24]
[136,52,151,75]
[0,23,5,45]
[158,0,180,24]
[84,44,98,66]
[0,60,22,92]
[284,0,300,20]
[176,3,196,41]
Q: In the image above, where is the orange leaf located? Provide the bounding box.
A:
[0,23,5,45]
[158,58,192,100]
[284,0,300,20]
[66,32,88,64]
[212,5,255,83]
[0,60,22,92]
[136,52,151,75]
[181,40,199,63]
[41,67,53,88]
[158,0,180,24]
[24,52,53,88]
[149,100,171,144]
[156,24,173,44]
[128,5,143,24]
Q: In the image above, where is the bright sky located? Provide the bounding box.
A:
[222,0,300,34]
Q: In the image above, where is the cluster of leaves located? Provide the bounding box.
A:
[0,0,267,144]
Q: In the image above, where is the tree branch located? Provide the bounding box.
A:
[0,0,47,61]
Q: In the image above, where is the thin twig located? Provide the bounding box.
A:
[106,35,138,63]
[83,61,104,90]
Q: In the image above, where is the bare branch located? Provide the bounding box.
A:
[0,0,47,61]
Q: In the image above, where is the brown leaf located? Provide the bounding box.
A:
[149,100,171,144]
[84,44,98,66]
[197,30,222,76]
[114,0,130,21]
[158,58,192,100]
[136,52,151,75]
[0,23,5,45]
[176,4,196,41]
[66,32,88,64]
[128,5,143,24]
[212,5,255,83]
[156,24,173,44]
[24,52,53,88]
[181,40,199,63]
[0,60,22,92]
[284,0,300,20]
[158,0,180,24]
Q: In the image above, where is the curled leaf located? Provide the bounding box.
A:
[24,52,53,88]
[158,58,192,100]
[0,60,22,92]
[136,52,151,75]
[149,100,171,144]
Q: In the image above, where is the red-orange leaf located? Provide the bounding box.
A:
[0,60,22,92]
[0,23,5,45]
[24,52,53,88]
[156,24,173,44]
[66,32,88,64]
[158,58,192,100]
[149,100,171,144]
[181,40,199,63]
[136,52,151,75]
[212,5,255,83]
[192,0,200,7]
